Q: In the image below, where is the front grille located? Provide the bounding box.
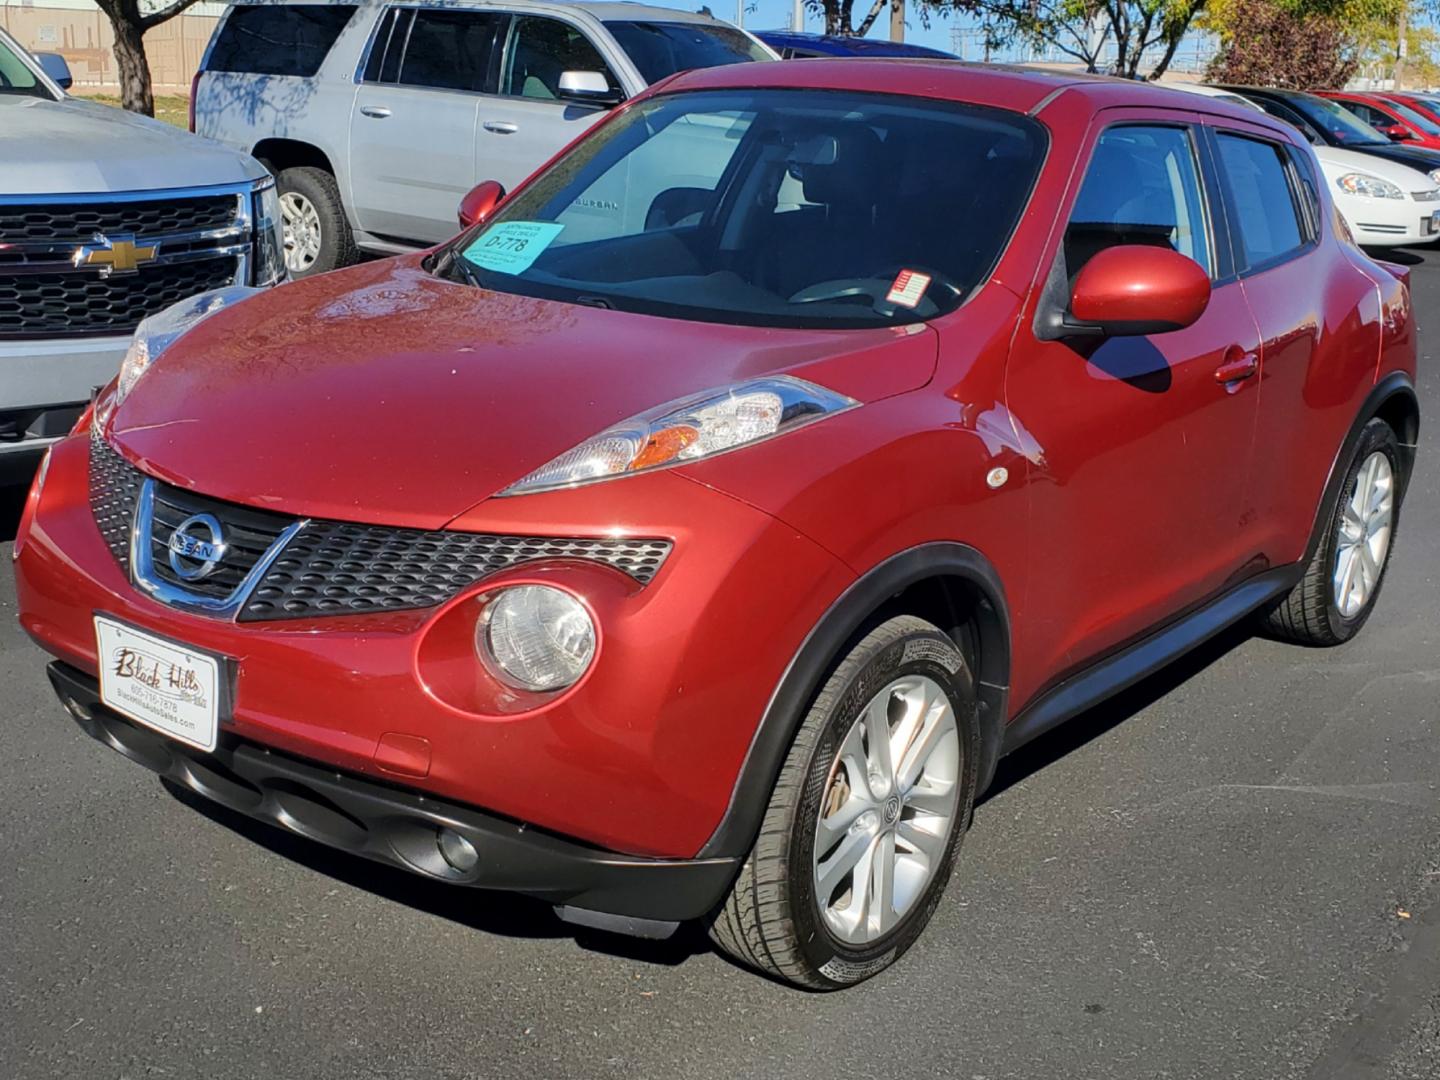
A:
[242,523,673,620]
[88,437,673,621]
[0,259,238,338]
[1411,189,1440,202]
[0,187,249,339]
[145,484,293,601]
[88,434,143,567]
[0,195,240,244]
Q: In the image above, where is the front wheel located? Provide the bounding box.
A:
[710,616,979,989]
[274,166,359,278]
[1264,418,1403,645]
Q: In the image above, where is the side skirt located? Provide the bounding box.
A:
[1000,565,1301,756]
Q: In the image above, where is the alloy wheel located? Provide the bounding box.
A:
[1333,450,1394,618]
[280,191,322,274]
[813,674,961,946]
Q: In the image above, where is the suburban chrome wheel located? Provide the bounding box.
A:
[1333,450,1394,619]
[813,674,961,946]
[280,191,322,274]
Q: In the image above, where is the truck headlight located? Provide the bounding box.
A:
[251,177,286,286]
[476,585,596,692]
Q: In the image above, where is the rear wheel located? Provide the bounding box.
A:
[710,616,979,989]
[275,166,358,278]
[1265,419,1402,645]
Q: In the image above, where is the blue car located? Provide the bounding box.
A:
[755,30,958,60]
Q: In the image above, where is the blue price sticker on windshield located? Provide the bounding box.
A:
[463,221,564,275]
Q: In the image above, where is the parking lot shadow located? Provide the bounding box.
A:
[160,778,712,967]
[980,621,1254,806]
[1,484,26,543]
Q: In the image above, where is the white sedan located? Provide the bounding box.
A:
[1168,82,1440,247]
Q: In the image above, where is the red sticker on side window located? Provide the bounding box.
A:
[886,270,932,308]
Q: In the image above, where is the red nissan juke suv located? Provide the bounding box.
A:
[13,62,1419,989]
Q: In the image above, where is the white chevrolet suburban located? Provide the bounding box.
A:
[0,27,285,478]
[192,0,774,277]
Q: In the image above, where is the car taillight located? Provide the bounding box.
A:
[188,70,199,132]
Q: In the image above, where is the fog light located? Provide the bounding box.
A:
[477,585,596,692]
[437,828,479,873]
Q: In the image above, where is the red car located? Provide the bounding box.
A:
[1317,89,1440,150]
[14,63,1419,989]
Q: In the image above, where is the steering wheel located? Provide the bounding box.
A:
[786,267,963,318]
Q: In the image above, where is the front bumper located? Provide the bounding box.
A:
[48,662,738,926]
[16,430,855,860]
[1341,198,1440,246]
[0,334,124,466]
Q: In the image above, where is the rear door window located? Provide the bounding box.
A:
[206,5,357,76]
[396,9,506,93]
[501,16,619,99]
[1065,125,1213,279]
[1215,133,1307,270]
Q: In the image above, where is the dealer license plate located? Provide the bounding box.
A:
[94,616,221,752]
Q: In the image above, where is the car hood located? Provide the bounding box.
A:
[0,96,265,195]
[109,256,938,529]
[1331,139,1440,176]
[1314,145,1439,188]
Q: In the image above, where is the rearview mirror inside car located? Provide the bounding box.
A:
[1066,246,1211,338]
[458,180,506,229]
[558,70,622,107]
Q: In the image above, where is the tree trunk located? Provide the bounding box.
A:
[109,15,154,116]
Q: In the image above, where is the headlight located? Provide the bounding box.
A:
[251,177,286,286]
[500,375,857,496]
[111,285,259,411]
[1337,172,1404,199]
[477,585,596,692]
[1429,168,1440,184]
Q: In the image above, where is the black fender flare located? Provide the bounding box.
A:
[697,542,1012,860]
[1304,371,1419,566]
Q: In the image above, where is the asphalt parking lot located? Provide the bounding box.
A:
[3,252,1438,1080]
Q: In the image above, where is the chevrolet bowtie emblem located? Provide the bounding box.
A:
[74,233,159,276]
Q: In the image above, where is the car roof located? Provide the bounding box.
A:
[228,0,722,21]
[754,30,957,58]
[665,59,1301,129]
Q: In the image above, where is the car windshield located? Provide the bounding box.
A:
[1386,97,1440,135]
[439,88,1046,329]
[603,21,771,83]
[0,36,47,98]
[1292,95,1389,146]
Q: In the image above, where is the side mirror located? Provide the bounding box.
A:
[1068,246,1211,337]
[458,180,506,229]
[35,51,73,91]
[557,70,622,107]
[1385,124,1415,141]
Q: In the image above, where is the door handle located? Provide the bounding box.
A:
[359,105,392,119]
[483,120,519,135]
[1214,351,1259,385]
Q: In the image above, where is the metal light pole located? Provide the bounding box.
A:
[793,0,803,32]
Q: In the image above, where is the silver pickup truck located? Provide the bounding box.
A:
[0,27,285,478]
[193,0,772,278]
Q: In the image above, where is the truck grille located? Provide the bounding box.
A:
[0,186,250,339]
[0,195,240,244]
[1,260,239,338]
[88,437,673,621]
